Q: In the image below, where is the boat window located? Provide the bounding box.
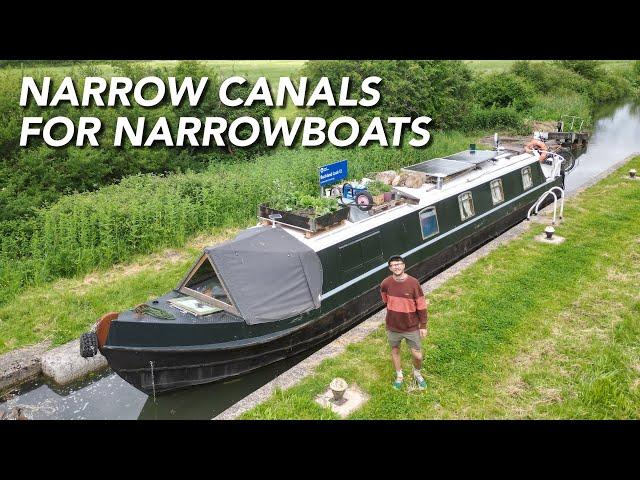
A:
[360,232,382,264]
[521,167,533,190]
[419,206,439,240]
[181,257,234,309]
[339,240,363,272]
[490,179,504,205]
[458,192,475,221]
[339,231,382,274]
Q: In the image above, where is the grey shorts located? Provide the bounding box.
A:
[387,329,422,351]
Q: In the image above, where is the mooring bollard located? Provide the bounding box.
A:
[545,226,555,240]
[630,169,637,179]
[329,377,348,402]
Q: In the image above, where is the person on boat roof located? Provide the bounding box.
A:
[380,255,428,391]
[525,132,549,163]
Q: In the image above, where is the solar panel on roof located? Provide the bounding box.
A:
[445,150,498,164]
[404,158,475,177]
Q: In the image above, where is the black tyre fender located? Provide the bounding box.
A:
[80,332,99,358]
[355,191,374,211]
[562,150,577,174]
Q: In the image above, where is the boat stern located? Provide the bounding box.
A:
[79,311,119,358]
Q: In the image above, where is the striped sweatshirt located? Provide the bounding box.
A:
[380,275,428,332]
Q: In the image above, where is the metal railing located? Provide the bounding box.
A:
[527,186,565,225]
[560,115,585,132]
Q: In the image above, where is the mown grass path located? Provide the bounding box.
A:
[241,157,640,419]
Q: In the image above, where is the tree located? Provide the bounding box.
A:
[473,72,535,111]
[300,60,474,130]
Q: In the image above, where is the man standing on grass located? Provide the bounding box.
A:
[380,255,428,390]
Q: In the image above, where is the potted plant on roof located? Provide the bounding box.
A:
[259,181,349,232]
[366,180,392,205]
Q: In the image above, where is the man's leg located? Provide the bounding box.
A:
[391,346,402,372]
[388,330,404,388]
[410,347,422,370]
[407,331,427,389]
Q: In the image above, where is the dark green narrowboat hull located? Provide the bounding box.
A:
[102,173,562,394]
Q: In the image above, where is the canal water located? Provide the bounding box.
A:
[2,101,639,420]
[565,101,640,192]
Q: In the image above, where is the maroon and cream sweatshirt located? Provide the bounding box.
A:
[380,275,428,332]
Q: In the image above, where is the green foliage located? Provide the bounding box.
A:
[170,60,272,160]
[526,90,592,124]
[590,75,633,104]
[300,60,474,129]
[0,60,272,222]
[266,182,340,216]
[512,60,633,108]
[512,60,591,95]
[557,60,604,80]
[472,72,535,111]
[366,180,391,196]
[464,106,525,132]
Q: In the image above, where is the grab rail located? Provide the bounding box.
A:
[527,186,565,225]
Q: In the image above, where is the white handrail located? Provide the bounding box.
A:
[527,186,565,224]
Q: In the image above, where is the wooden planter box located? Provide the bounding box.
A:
[372,193,385,205]
[259,203,350,233]
[372,191,393,205]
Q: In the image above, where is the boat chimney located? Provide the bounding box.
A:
[436,176,443,190]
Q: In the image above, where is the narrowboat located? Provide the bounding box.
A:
[81,145,570,394]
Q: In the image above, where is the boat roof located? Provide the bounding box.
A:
[404,149,500,178]
[281,149,539,252]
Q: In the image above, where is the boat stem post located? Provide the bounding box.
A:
[150,360,156,404]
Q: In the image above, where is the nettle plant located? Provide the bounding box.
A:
[267,180,340,216]
[366,180,392,196]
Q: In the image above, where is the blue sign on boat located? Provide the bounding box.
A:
[319,160,348,186]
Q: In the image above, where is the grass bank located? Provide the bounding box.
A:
[240,156,640,419]
[0,229,238,354]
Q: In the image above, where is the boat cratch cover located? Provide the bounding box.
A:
[179,227,323,325]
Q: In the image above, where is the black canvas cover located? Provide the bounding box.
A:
[203,227,323,325]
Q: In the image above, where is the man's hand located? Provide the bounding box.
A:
[420,328,428,338]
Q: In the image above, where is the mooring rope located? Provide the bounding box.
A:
[134,303,175,320]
